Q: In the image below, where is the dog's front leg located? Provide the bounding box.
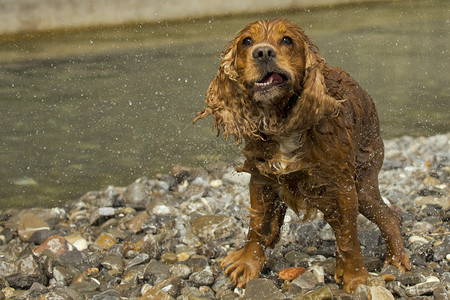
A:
[221,174,286,288]
[320,181,369,293]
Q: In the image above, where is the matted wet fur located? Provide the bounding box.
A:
[194,19,411,292]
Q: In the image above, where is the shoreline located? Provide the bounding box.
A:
[0,133,448,299]
[0,0,396,35]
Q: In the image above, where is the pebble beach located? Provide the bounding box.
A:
[0,133,448,299]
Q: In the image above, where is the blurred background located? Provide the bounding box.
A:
[0,0,448,209]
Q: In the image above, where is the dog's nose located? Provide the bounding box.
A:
[252,46,276,62]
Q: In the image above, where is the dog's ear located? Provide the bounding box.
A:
[194,40,259,144]
[220,41,239,81]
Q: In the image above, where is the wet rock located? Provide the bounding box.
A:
[102,253,124,275]
[154,274,182,298]
[127,211,149,233]
[355,285,395,300]
[89,206,116,225]
[123,182,150,210]
[363,255,382,272]
[144,260,171,284]
[171,165,203,183]
[359,228,382,250]
[285,251,310,266]
[433,235,450,262]
[43,287,82,299]
[244,278,285,300]
[433,285,449,300]
[168,263,192,279]
[6,247,47,289]
[303,285,333,300]
[53,265,77,284]
[92,289,122,299]
[161,251,178,263]
[147,200,178,216]
[222,169,251,186]
[319,223,335,241]
[92,232,117,250]
[197,241,227,258]
[191,215,237,242]
[189,268,215,286]
[278,266,307,281]
[125,253,150,270]
[291,270,318,290]
[70,280,101,295]
[399,271,427,285]
[141,285,174,300]
[17,213,50,242]
[32,235,73,257]
[59,249,85,267]
[405,281,442,296]
[28,229,62,245]
[64,235,88,251]
[186,254,209,269]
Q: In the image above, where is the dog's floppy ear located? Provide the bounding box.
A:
[284,35,342,132]
[194,40,259,144]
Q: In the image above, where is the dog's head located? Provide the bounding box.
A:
[223,19,310,104]
[195,19,338,143]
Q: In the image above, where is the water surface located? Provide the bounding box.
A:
[0,0,448,208]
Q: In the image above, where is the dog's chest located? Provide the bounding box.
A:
[253,133,307,176]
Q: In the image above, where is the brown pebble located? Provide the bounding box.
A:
[87,267,99,274]
[381,274,396,282]
[32,235,72,257]
[278,267,307,281]
[94,232,117,250]
[161,251,178,263]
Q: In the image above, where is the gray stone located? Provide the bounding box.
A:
[189,269,215,286]
[53,266,77,284]
[405,281,441,297]
[168,263,193,279]
[59,250,85,267]
[154,275,181,298]
[89,207,117,225]
[369,286,395,300]
[191,215,237,242]
[433,285,449,300]
[303,285,333,300]
[125,253,150,270]
[197,241,227,258]
[244,278,285,300]
[144,260,171,284]
[92,288,122,300]
[291,271,318,290]
[6,248,47,289]
[123,182,150,210]
[17,213,51,242]
[362,255,382,272]
[102,253,125,274]
[399,272,427,286]
[355,284,370,300]
[28,229,61,245]
[212,274,235,293]
[44,287,82,300]
[358,229,382,249]
[433,235,450,262]
[285,251,310,266]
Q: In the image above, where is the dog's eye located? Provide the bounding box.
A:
[242,37,253,47]
[281,36,293,46]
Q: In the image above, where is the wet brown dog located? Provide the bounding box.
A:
[194,19,411,292]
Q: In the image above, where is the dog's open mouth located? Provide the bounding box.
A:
[253,73,288,92]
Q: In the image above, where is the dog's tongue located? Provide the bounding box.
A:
[264,73,284,84]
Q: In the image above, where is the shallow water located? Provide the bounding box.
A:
[0,0,448,209]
